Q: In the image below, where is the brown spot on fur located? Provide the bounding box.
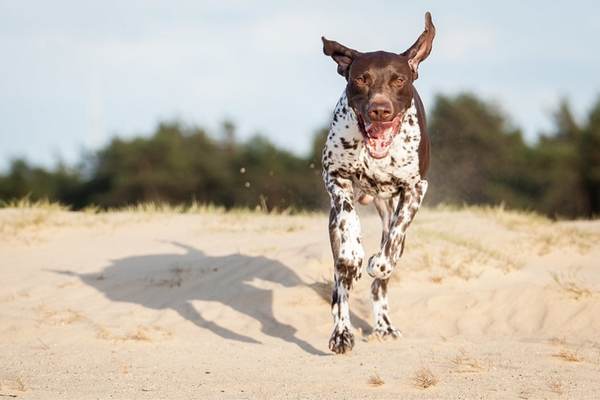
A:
[337,260,360,289]
[343,201,353,212]
[340,137,358,150]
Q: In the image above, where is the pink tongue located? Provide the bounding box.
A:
[364,121,396,157]
[366,121,393,138]
[362,115,403,157]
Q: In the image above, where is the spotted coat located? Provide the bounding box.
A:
[323,93,423,196]
[323,91,428,353]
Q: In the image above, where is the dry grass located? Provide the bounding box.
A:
[367,373,385,387]
[96,325,172,342]
[537,233,562,256]
[126,327,152,342]
[450,349,484,372]
[0,199,70,237]
[0,199,318,242]
[435,230,525,272]
[548,337,567,346]
[547,378,564,395]
[0,197,69,211]
[100,200,316,216]
[466,203,549,230]
[0,198,317,218]
[135,201,318,216]
[33,304,171,343]
[411,246,483,282]
[553,349,583,362]
[536,226,600,255]
[33,305,169,344]
[0,376,27,394]
[114,201,224,215]
[409,227,524,281]
[551,271,593,300]
[413,367,438,389]
[34,305,85,325]
[14,378,25,393]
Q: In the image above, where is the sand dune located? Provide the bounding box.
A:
[1,205,600,399]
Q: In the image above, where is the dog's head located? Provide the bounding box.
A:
[322,12,435,159]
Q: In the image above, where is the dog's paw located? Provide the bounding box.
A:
[329,326,355,354]
[371,326,403,341]
[367,254,393,279]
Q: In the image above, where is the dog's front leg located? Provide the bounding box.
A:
[367,180,428,338]
[325,172,364,354]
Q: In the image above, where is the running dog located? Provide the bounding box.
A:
[321,12,435,353]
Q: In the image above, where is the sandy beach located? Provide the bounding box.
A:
[1,205,599,399]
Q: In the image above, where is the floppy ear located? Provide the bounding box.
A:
[401,12,436,80]
[322,37,361,78]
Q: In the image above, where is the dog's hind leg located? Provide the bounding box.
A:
[371,196,403,339]
[367,180,427,337]
[370,277,402,339]
[325,172,364,354]
[373,196,398,246]
[367,180,427,280]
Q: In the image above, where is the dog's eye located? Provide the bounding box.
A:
[393,77,406,87]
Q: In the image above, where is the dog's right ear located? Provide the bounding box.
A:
[322,37,361,79]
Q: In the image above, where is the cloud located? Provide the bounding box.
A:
[435,25,497,63]
[1,1,599,168]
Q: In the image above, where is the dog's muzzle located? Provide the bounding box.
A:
[357,114,403,159]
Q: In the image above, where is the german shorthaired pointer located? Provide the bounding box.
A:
[321,12,435,354]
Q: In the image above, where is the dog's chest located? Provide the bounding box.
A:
[322,94,422,197]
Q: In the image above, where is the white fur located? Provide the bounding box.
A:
[322,91,428,352]
[322,92,422,198]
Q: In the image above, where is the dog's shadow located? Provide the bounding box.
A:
[54,241,370,356]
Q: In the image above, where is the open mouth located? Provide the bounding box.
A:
[358,114,403,159]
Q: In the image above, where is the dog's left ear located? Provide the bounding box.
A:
[401,12,436,80]
[322,37,361,79]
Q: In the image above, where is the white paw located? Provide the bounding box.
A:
[371,326,403,341]
[367,254,393,279]
[329,325,355,354]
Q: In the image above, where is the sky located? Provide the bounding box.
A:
[1,0,599,170]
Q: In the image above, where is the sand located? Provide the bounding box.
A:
[1,205,600,399]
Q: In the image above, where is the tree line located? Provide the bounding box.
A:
[1,92,599,218]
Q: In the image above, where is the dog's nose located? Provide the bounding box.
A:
[367,101,393,122]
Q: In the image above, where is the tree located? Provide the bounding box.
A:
[0,159,81,204]
[533,100,590,217]
[581,97,600,216]
[1,93,598,218]
[427,93,535,209]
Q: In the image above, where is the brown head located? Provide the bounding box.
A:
[322,12,435,158]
